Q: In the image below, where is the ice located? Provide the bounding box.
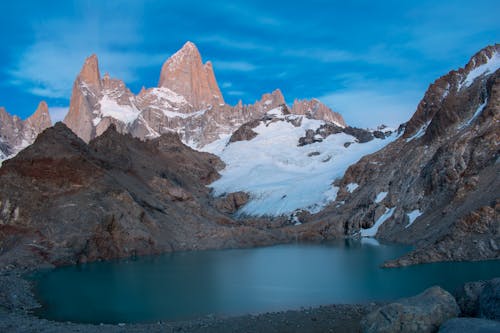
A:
[207,109,397,216]
[461,51,500,89]
[406,121,430,142]
[346,183,359,193]
[405,209,423,228]
[98,95,140,125]
[360,207,396,237]
[460,100,488,129]
[374,191,388,203]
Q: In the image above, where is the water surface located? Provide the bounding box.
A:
[31,240,500,324]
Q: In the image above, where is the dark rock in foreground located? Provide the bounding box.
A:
[361,286,460,333]
[439,318,500,333]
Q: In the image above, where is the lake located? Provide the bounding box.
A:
[30,239,500,324]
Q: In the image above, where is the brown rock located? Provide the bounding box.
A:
[158,41,224,109]
[292,98,346,126]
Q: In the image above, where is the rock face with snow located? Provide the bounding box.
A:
[291,98,346,127]
[310,44,500,266]
[63,42,344,147]
[205,105,395,217]
[0,101,52,161]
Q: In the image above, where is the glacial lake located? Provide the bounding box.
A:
[30,240,500,324]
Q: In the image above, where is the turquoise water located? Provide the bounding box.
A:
[30,240,500,324]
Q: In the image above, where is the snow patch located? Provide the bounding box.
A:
[374,191,388,203]
[406,121,430,142]
[360,207,396,237]
[207,114,397,216]
[346,183,359,193]
[460,51,500,89]
[98,95,140,125]
[405,209,423,228]
[460,100,488,129]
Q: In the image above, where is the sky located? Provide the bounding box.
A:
[0,1,498,128]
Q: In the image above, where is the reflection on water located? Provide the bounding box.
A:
[30,240,500,324]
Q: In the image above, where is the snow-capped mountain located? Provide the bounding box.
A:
[307,44,500,265]
[204,105,395,216]
[0,101,52,162]
[63,42,345,147]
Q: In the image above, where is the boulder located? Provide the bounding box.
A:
[361,286,460,333]
[479,278,500,320]
[453,280,487,317]
[215,191,250,214]
[439,318,500,333]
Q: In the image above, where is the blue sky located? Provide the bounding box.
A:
[0,1,498,127]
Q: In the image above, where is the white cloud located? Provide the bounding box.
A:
[48,106,69,123]
[213,61,257,72]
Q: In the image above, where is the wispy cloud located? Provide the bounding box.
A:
[213,61,257,72]
[8,15,168,99]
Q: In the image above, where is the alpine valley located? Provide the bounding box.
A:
[0,42,498,270]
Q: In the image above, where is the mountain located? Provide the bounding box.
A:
[204,105,394,216]
[306,44,500,265]
[0,101,52,162]
[0,123,310,267]
[63,42,344,147]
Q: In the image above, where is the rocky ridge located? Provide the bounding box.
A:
[306,44,500,265]
[0,102,52,162]
[63,42,344,147]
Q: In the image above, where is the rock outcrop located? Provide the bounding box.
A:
[0,102,52,161]
[63,43,344,147]
[361,286,460,333]
[307,44,500,265]
[439,318,500,333]
[291,98,346,127]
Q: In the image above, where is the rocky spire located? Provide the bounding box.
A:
[64,54,103,142]
[78,54,102,88]
[25,101,52,130]
[158,41,224,109]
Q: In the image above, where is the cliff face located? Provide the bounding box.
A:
[0,102,52,161]
[158,41,224,109]
[63,42,344,147]
[307,44,500,265]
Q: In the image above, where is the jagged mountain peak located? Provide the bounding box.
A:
[403,44,499,140]
[78,54,101,87]
[158,42,224,108]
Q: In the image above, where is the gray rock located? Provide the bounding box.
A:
[361,286,460,333]
[454,280,487,317]
[479,278,500,320]
[439,318,500,333]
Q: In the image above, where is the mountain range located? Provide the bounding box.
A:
[0,42,498,269]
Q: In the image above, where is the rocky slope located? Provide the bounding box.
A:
[0,123,309,268]
[0,102,52,162]
[307,44,500,265]
[63,42,344,147]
